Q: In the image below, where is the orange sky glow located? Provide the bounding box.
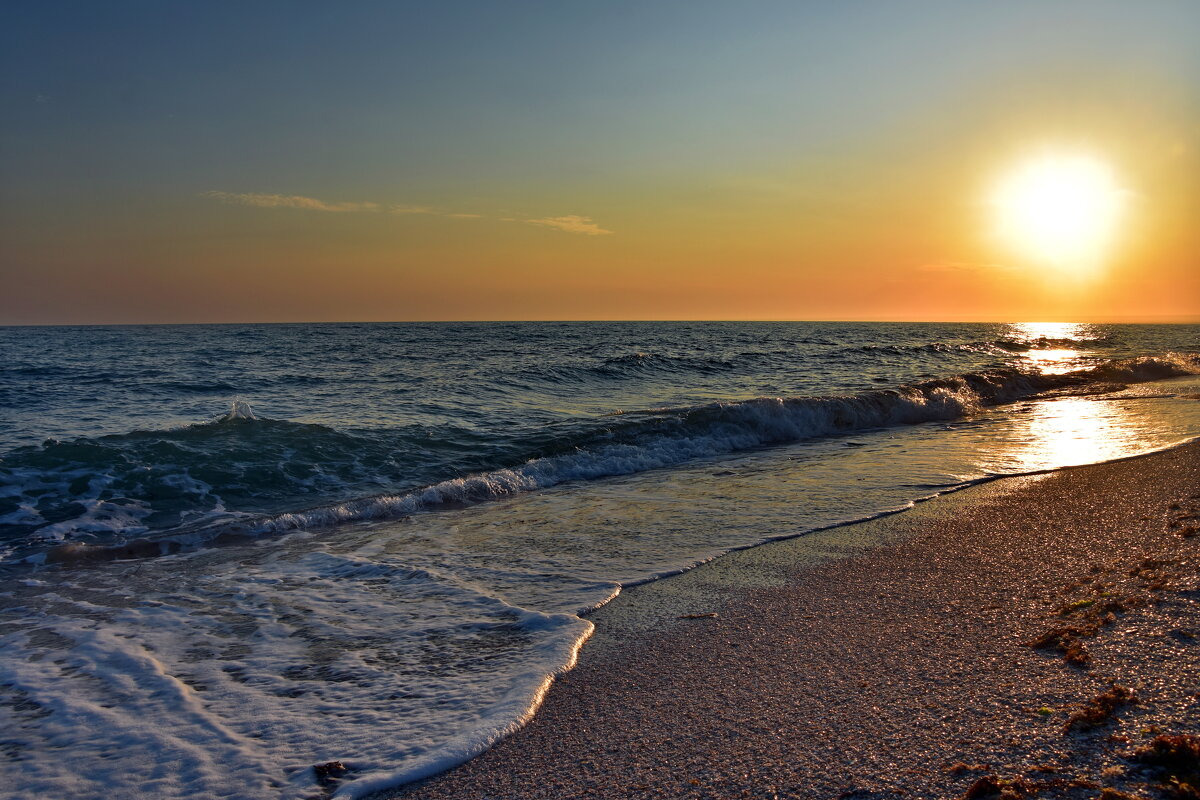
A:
[2,3,1197,324]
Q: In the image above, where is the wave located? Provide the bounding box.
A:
[528,334,1119,386]
[1083,354,1197,382]
[18,352,1197,566]
[524,350,749,384]
[857,334,1114,358]
[992,335,1113,352]
[221,398,257,421]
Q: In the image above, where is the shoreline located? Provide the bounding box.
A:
[606,432,1200,598]
[379,441,1200,800]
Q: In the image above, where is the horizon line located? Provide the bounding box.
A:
[4,317,1198,328]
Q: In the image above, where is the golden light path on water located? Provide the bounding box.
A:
[1004,321,1096,374]
[981,323,1200,474]
[1007,395,1139,471]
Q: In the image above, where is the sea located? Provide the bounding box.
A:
[1,321,1199,799]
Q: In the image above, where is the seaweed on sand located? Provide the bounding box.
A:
[1130,734,1200,799]
[1026,624,1095,667]
[1063,685,1137,733]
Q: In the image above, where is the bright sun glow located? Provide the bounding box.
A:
[990,153,1124,273]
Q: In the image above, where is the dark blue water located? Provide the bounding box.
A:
[1,321,1199,798]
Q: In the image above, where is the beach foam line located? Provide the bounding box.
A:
[1,547,597,800]
[327,612,594,800]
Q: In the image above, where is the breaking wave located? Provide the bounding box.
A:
[250,354,1200,531]
[10,352,1197,565]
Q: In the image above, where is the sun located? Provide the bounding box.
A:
[989,152,1125,274]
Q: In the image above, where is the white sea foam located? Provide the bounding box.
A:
[222,398,258,421]
[31,496,153,542]
[0,504,44,527]
[0,551,592,800]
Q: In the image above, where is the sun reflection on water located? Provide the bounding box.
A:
[1007,395,1129,471]
[1020,348,1083,374]
[1002,321,1104,375]
[1008,321,1088,341]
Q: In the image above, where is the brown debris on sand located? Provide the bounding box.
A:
[1096,788,1147,800]
[1025,547,1177,671]
[1025,588,1144,668]
[1063,685,1137,732]
[1168,499,1200,540]
[1026,624,1095,666]
[1131,733,1200,771]
[955,773,1104,799]
[1129,734,1200,798]
[945,762,990,775]
[958,774,1006,799]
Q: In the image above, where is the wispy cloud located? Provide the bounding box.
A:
[203,191,612,234]
[202,191,380,213]
[525,215,612,236]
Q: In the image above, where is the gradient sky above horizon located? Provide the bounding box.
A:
[2,1,1198,324]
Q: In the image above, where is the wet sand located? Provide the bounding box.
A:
[382,443,1200,800]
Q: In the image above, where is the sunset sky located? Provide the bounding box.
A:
[2,1,1198,324]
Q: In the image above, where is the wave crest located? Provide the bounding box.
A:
[13,352,1200,564]
[220,399,257,421]
[224,357,1194,537]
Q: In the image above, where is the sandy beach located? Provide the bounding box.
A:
[385,442,1200,800]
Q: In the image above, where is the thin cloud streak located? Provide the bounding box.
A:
[201,191,380,213]
[526,215,612,235]
[202,191,612,234]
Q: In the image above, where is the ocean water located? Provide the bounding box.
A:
[1,321,1199,798]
